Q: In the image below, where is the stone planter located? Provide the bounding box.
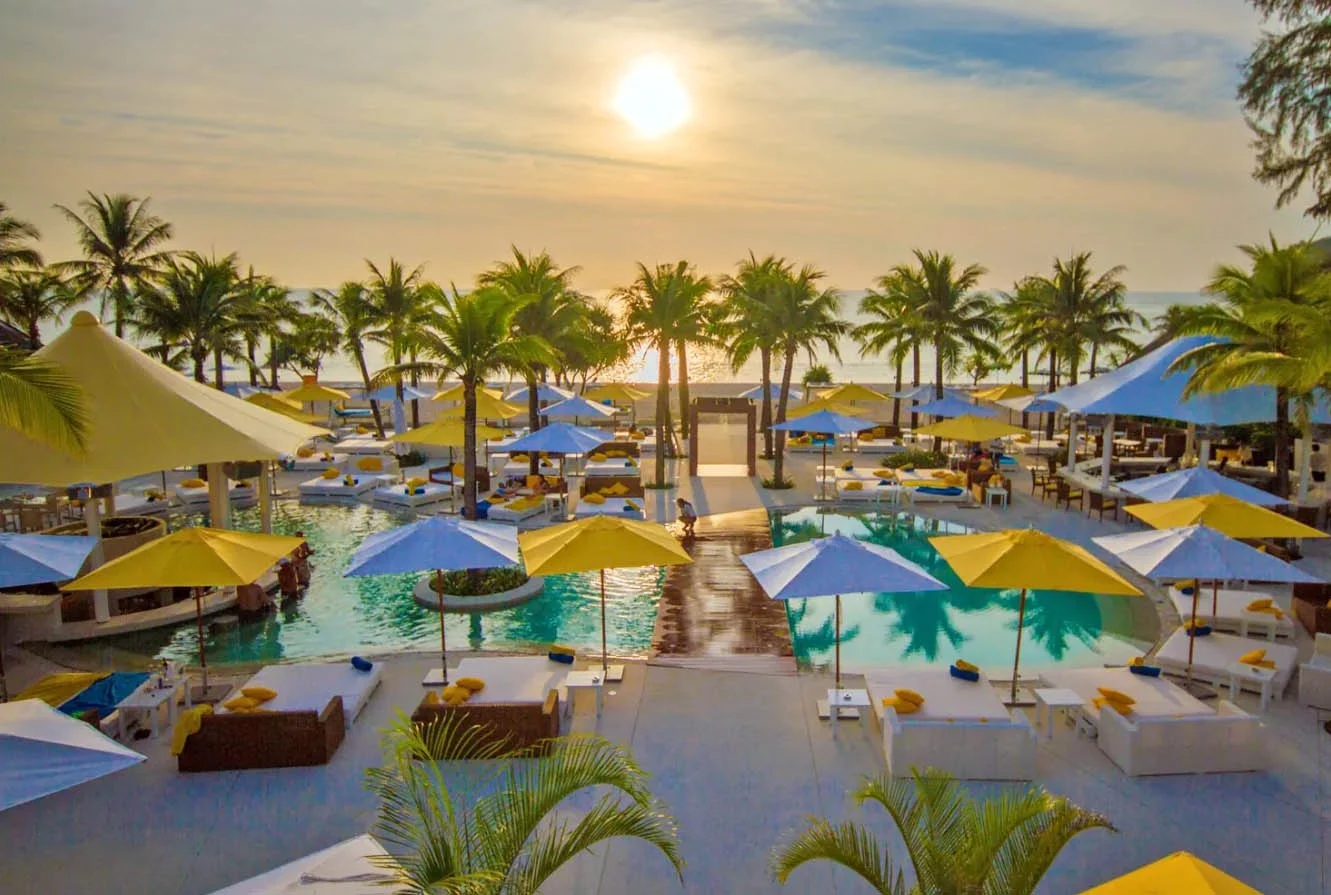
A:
[413,575,544,613]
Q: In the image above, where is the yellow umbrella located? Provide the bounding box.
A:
[0,311,328,486]
[433,391,523,420]
[929,529,1142,702]
[244,393,322,424]
[1125,493,1327,539]
[584,383,649,403]
[431,383,504,403]
[973,383,1034,402]
[1079,851,1261,894]
[389,418,505,447]
[786,399,869,419]
[519,517,692,676]
[914,415,1026,442]
[67,527,305,693]
[282,379,352,403]
[816,383,888,403]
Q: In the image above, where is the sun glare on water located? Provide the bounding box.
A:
[614,56,690,139]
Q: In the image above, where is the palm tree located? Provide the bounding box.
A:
[365,713,683,893]
[770,265,847,486]
[772,769,1112,894]
[133,252,242,385]
[0,350,87,455]
[618,261,711,484]
[312,281,386,435]
[561,303,630,391]
[0,203,43,271]
[365,258,430,422]
[854,272,919,428]
[0,268,77,345]
[391,286,551,518]
[233,269,298,389]
[1031,254,1136,386]
[668,272,716,441]
[281,312,343,381]
[1171,237,1331,497]
[54,192,173,338]
[717,253,792,458]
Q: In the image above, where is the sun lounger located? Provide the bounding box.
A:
[219,660,384,729]
[372,482,452,509]
[584,457,640,477]
[855,439,907,455]
[414,655,565,757]
[298,474,382,502]
[175,479,256,510]
[111,491,174,516]
[1154,630,1298,696]
[1040,667,1263,775]
[835,480,902,505]
[904,485,970,505]
[422,654,567,695]
[487,496,548,523]
[500,460,560,479]
[575,497,646,519]
[283,451,350,471]
[336,435,393,455]
[863,668,1036,780]
[1168,585,1294,640]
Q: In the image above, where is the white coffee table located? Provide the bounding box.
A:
[1226,661,1278,712]
[117,677,189,740]
[821,688,870,724]
[1033,687,1085,740]
[985,487,1009,508]
[563,670,605,718]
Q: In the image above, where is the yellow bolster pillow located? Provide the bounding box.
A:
[954,659,978,673]
[1096,687,1135,706]
[321,467,341,479]
[296,446,315,458]
[406,476,427,488]
[844,481,864,491]
[591,453,607,461]
[1244,598,1273,611]
[241,686,277,703]
[872,469,891,477]
[549,644,576,656]
[224,696,259,712]
[881,696,920,715]
[423,690,441,705]
[456,677,485,693]
[441,684,470,704]
[180,478,206,488]
[1238,648,1267,665]
[583,492,606,504]
[894,688,924,707]
[610,482,629,496]
[356,457,383,472]
[1093,696,1133,716]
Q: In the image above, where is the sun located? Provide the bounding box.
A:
[613,56,690,139]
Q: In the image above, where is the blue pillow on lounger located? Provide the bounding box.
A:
[918,486,964,496]
[548,651,575,664]
[351,656,373,672]
[1129,664,1162,677]
[949,665,980,682]
[878,480,893,486]
[1185,623,1212,637]
[476,500,490,520]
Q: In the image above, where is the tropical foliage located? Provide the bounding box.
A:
[0,267,77,344]
[366,713,683,894]
[0,349,87,454]
[772,769,1112,894]
[717,253,792,457]
[0,203,43,272]
[133,251,245,384]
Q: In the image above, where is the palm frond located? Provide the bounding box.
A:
[0,351,87,455]
[771,817,905,894]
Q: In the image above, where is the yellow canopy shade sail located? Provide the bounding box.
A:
[584,383,649,403]
[390,418,505,447]
[431,383,504,403]
[914,415,1026,442]
[244,393,322,424]
[929,529,1141,596]
[816,383,888,403]
[67,527,306,590]
[432,390,524,420]
[1079,851,1261,894]
[973,383,1034,402]
[282,380,351,403]
[1125,493,1327,539]
[0,311,329,487]
[786,399,869,419]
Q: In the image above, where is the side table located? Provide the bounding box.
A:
[1032,687,1085,740]
[1226,662,1277,713]
[563,670,604,718]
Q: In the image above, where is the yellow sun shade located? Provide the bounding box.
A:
[1125,493,1327,539]
[584,383,650,403]
[431,383,504,403]
[519,516,692,576]
[244,393,322,424]
[390,418,506,448]
[66,527,306,590]
[972,383,1034,402]
[431,390,523,419]
[914,415,1026,442]
[816,383,888,403]
[282,380,351,403]
[786,399,869,419]
[929,529,1142,596]
[1078,851,1261,894]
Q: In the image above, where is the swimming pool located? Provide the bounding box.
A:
[100,504,664,666]
[771,507,1156,673]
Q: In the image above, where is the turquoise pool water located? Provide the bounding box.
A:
[772,507,1155,673]
[105,504,664,666]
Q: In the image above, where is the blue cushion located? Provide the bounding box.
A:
[1186,624,1212,638]
[902,466,916,472]
[548,651,575,664]
[949,665,980,682]
[918,486,964,496]
[1129,664,1162,677]
[351,656,373,672]
[878,480,893,486]
[1180,586,1195,596]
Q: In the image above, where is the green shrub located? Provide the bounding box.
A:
[762,476,795,489]
[398,449,427,468]
[430,566,529,596]
[878,450,948,469]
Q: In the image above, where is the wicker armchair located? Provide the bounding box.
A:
[411,690,561,759]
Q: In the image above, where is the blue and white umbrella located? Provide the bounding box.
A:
[505,383,572,404]
[738,384,803,401]
[345,516,521,683]
[997,392,1064,415]
[360,384,433,402]
[0,533,99,589]
[741,534,947,689]
[1119,467,1288,508]
[893,383,965,402]
[773,410,873,491]
[500,422,607,457]
[912,394,997,418]
[540,394,617,422]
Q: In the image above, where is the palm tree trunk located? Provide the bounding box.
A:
[113,279,128,340]
[246,339,259,387]
[892,355,903,427]
[759,346,773,458]
[213,346,225,390]
[410,365,420,428]
[932,339,944,452]
[1275,389,1291,498]
[269,336,280,389]
[193,353,206,384]
[911,344,921,430]
[27,320,39,345]
[772,348,796,485]
[655,339,670,485]
[1045,348,1057,440]
[1020,349,1029,430]
[354,349,386,438]
[526,372,540,477]
[677,344,691,440]
[463,377,478,520]
[1088,343,1099,380]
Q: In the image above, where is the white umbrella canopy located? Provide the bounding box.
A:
[359,384,433,402]
[738,384,803,401]
[741,534,948,689]
[892,383,965,402]
[912,395,996,418]
[540,395,618,420]
[0,533,98,588]
[0,699,144,812]
[505,383,573,404]
[1118,467,1289,507]
[500,422,608,456]
[997,393,1065,414]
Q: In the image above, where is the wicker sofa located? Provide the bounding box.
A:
[410,690,561,758]
[177,697,345,772]
[1293,582,1331,636]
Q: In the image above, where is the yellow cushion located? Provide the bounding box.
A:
[841,461,853,470]
[549,643,576,656]
[513,453,529,462]
[356,424,370,434]
[296,446,315,458]
[977,460,992,472]
[930,470,948,479]
[423,690,441,705]
[441,684,470,702]
[844,481,864,491]
[1177,579,1198,592]
[630,432,646,440]
[872,469,891,478]
[224,696,259,712]
[406,476,427,488]
[1096,687,1135,706]
[625,501,640,511]
[526,475,543,489]
[610,482,629,496]
[1092,696,1134,716]
[456,677,485,693]
[954,659,978,673]
[881,696,920,715]
[356,456,384,472]
[321,467,341,479]
[544,475,560,486]
[452,462,465,476]
[1238,648,1267,665]
[442,691,469,707]
[894,688,925,707]
[170,704,213,755]
[599,486,614,496]
[180,478,206,488]
[584,492,606,505]
[241,686,277,703]
[1244,598,1273,611]
[591,453,607,462]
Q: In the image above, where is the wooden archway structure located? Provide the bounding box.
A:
[688,397,757,476]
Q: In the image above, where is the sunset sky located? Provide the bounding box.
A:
[0,0,1313,294]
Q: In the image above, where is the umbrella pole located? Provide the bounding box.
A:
[1010,588,1028,704]
[600,568,609,678]
[1212,579,1219,618]
[194,586,209,693]
[834,593,842,691]
[0,640,7,702]
[1186,587,1200,689]
[821,442,827,500]
[437,569,449,685]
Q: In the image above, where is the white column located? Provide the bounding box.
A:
[1066,415,1079,470]
[1198,438,1211,467]
[259,461,273,534]
[1101,414,1115,491]
[84,498,109,623]
[206,463,231,530]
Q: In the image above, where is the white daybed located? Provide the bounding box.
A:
[785,437,838,454]
[499,459,561,479]
[584,457,640,477]
[835,481,902,505]
[335,435,393,456]
[424,653,569,694]
[175,479,257,510]
[1012,439,1060,457]
[1040,667,1263,776]
[856,438,908,455]
[372,481,453,509]
[903,485,970,505]
[219,660,384,730]
[1168,585,1295,640]
[486,498,548,524]
[575,497,646,520]
[863,668,1037,780]
[1154,630,1299,696]
[111,491,174,516]
[283,452,349,472]
[298,474,382,502]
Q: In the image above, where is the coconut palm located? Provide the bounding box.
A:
[667,271,716,441]
[717,253,793,457]
[365,258,430,409]
[906,250,993,400]
[772,769,1113,894]
[770,265,847,486]
[388,286,551,518]
[0,203,43,272]
[0,350,87,455]
[281,311,343,381]
[1029,254,1136,386]
[233,269,298,389]
[854,272,920,428]
[54,192,173,338]
[0,268,78,345]
[561,303,630,392]
[312,280,386,435]
[133,252,243,385]
[366,713,683,894]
